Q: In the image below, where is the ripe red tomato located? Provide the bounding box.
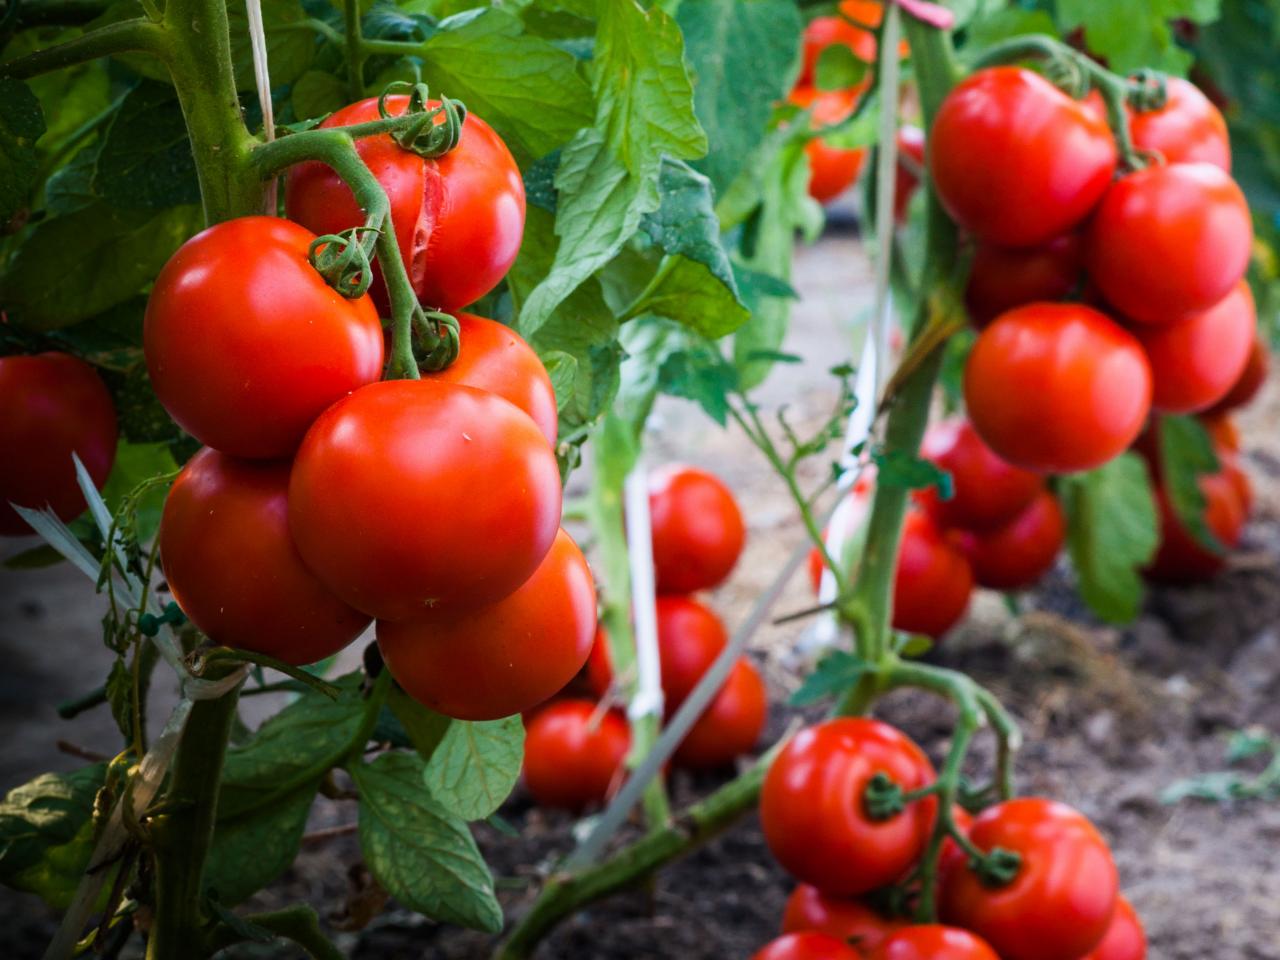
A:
[0,353,117,536]
[377,529,595,720]
[654,595,728,712]
[585,625,614,698]
[424,313,558,444]
[754,932,861,960]
[288,379,561,621]
[285,96,525,313]
[954,490,1065,591]
[1085,163,1252,326]
[894,509,974,638]
[782,885,905,955]
[939,797,1118,960]
[790,87,868,204]
[917,417,1044,531]
[964,303,1152,473]
[761,718,937,896]
[673,657,767,769]
[1134,282,1256,413]
[522,699,630,812]
[1208,335,1269,414]
[1145,470,1245,584]
[159,448,369,664]
[964,234,1083,329]
[872,926,1000,960]
[144,217,383,459]
[799,1,902,83]
[929,68,1116,247]
[650,464,746,594]
[1130,76,1230,170]
[1082,896,1146,960]
[893,125,925,222]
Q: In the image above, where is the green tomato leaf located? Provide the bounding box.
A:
[1158,414,1222,551]
[97,441,179,542]
[206,785,315,906]
[387,685,453,758]
[814,43,867,92]
[45,142,102,216]
[353,752,502,932]
[790,650,871,707]
[0,79,46,225]
[104,655,134,744]
[422,715,525,821]
[93,81,201,210]
[873,449,951,494]
[1054,0,1221,75]
[964,7,1058,49]
[1063,453,1160,624]
[540,350,578,412]
[289,70,349,124]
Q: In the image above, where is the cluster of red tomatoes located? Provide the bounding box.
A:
[142,97,606,724]
[522,466,767,811]
[750,717,1145,960]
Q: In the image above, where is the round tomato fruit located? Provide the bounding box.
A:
[1085,162,1252,325]
[761,718,937,897]
[144,217,383,459]
[655,595,728,712]
[673,657,767,770]
[917,417,1044,531]
[285,96,525,313]
[929,67,1116,247]
[872,926,1000,960]
[754,932,861,960]
[159,449,370,664]
[1083,896,1146,960]
[894,508,974,638]
[790,87,868,204]
[377,529,595,720]
[289,379,561,621]
[964,303,1152,473]
[782,885,904,954]
[1146,470,1246,584]
[1130,76,1230,170]
[964,234,1083,329]
[0,353,117,536]
[955,490,1065,591]
[649,464,746,594]
[939,797,1119,960]
[522,699,630,812]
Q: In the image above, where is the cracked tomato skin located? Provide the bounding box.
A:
[144,217,383,459]
[285,96,525,313]
[1082,896,1147,960]
[954,490,1065,592]
[1085,162,1252,326]
[288,379,561,621]
[649,464,746,594]
[522,699,630,812]
[0,353,117,536]
[929,67,1116,247]
[753,932,861,960]
[782,885,905,955]
[672,657,767,770]
[964,234,1084,329]
[872,926,1000,960]
[377,529,595,720]
[939,798,1118,960]
[917,416,1044,532]
[964,303,1151,474]
[160,448,370,664]
[761,718,937,897]
[1130,76,1230,171]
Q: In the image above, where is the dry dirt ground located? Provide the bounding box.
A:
[2,227,1279,958]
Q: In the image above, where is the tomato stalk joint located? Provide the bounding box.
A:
[968,846,1022,888]
[377,81,468,158]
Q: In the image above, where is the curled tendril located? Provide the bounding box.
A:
[376,80,469,159]
[308,227,380,299]
[1126,68,1169,113]
[1043,54,1090,100]
[412,308,462,372]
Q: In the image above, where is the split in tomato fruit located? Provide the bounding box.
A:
[377,529,595,720]
[753,931,861,960]
[159,448,370,664]
[954,490,1065,592]
[285,96,525,313]
[522,699,630,813]
[1207,335,1268,414]
[964,234,1083,329]
[1085,162,1252,326]
[929,67,1116,247]
[917,416,1044,531]
[289,379,561,621]
[939,797,1118,960]
[1145,470,1246,584]
[782,885,905,955]
[672,657,767,770]
[1130,76,1230,171]
[649,464,746,594]
[1082,895,1147,960]
[761,717,937,897]
[964,303,1152,474]
[0,353,117,536]
[790,87,868,204]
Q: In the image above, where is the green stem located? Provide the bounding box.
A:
[206,904,344,960]
[344,0,365,100]
[197,646,342,701]
[0,17,165,78]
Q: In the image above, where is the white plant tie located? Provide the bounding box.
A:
[245,0,277,213]
[622,461,665,723]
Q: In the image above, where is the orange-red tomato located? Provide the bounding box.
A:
[522,699,630,813]
[673,657,767,770]
[955,490,1065,591]
[1085,163,1252,326]
[1200,412,1241,454]
[917,416,1044,531]
[1145,470,1246,584]
[930,67,1116,247]
[964,303,1152,474]
[377,530,596,720]
[754,932,861,960]
[649,464,746,595]
[585,625,615,698]
[285,97,525,313]
[964,234,1083,329]
[939,798,1118,960]
[1130,76,1230,170]
[894,125,926,222]
[1082,896,1147,960]
[144,217,383,459]
[425,313,558,444]
[761,718,937,897]
[790,87,868,204]
[0,353,117,536]
[289,379,561,621]
[872,926,1000,960]
[1207,335,1269,414]
[782,885,905,955]
[159,448,369,664]
[894,509,975,638]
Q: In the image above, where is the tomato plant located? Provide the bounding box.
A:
[522,700,630,813]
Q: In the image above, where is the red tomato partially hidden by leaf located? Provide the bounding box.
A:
[160,448,369,664]
[893,125,926,222]
[285,97,525,313]
[1085,163,1252,326]
[939,798,1119,960]
[1082,896,1147,960]
[917,416,1044,531]
[800,1,903,83]
[655,595,728,713]
[872,926,999,960]
[522,699,630,813]
[964,303,1152,473]
[673,657,767,769]
[955,490,1065,591]
[930,68,1116,247]
[790,87,868,204]
[378,530,595,720]
[894,509,974,638]
[754,932,861,960]
[782,885,905,955]
[0,353,117,536]
[762,718,937,897]
[964,234,1083,329]
[144,217,383,459]
[1145,471,1245,584]
[1130,76,1230,170]
[650,464,746,594]
[1207,335,1269,414]
[289,379,561,621]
